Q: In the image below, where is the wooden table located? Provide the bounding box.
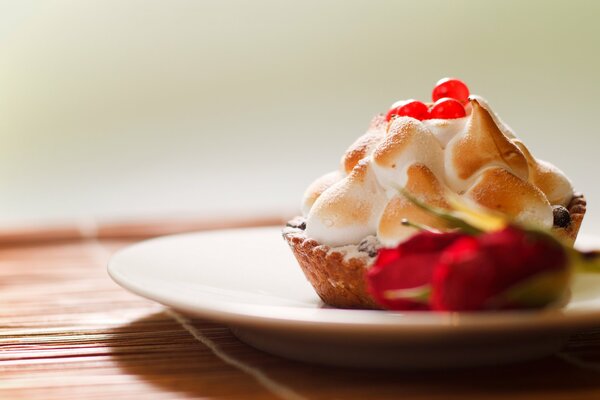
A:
[2,217,600,400]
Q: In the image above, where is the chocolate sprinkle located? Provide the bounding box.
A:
[286,217,306,230]
[553,205,572,228]
[358,237,380,258]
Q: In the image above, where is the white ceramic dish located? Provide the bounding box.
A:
[108,227,600,369]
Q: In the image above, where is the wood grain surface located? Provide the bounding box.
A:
[2,217,600,400]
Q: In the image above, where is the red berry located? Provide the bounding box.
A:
[432,78,470,104]
[429,98,467,119]
[385,99,429,121]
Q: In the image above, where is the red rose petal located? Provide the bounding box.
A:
[431,236,497,311]
[366,231,467,311]
[431,227,568,312]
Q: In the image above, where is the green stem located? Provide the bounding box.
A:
[401,218,440,233]
[398,187,484,235]
[384,285,431,303]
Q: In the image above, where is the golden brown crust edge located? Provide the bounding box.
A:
[282,231,381,310]
[285,193,586,310]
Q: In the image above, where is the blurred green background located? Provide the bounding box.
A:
[1,0,598,233]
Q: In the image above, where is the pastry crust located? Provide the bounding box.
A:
[283,227,380,309]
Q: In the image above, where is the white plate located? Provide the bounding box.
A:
[108,227,600,369]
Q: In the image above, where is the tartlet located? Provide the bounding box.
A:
[283,88,585,310]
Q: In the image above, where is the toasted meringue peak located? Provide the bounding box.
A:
[302,96,575,246]
[513,139,574,206]
[342,132,384,174]
[469,95,517,139]
[305,161,388,247]
[373,117,441,167]
[464,167,553,227]
[445,98,528,192]
[377,164,450,246]
[302,171,343,217]
[372,117,445,192]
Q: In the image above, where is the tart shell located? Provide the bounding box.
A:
[282,229,381,310]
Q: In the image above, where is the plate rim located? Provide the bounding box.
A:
[108,226,600,335]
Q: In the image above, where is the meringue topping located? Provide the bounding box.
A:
[306,161,388,247]
[444,99,529,193]
[303,97,575,247]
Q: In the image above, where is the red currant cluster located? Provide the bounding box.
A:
[385,78,470,122]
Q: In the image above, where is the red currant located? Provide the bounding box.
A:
[385,99,429,121]
[428,98,467,119]
[432,78,470,104]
